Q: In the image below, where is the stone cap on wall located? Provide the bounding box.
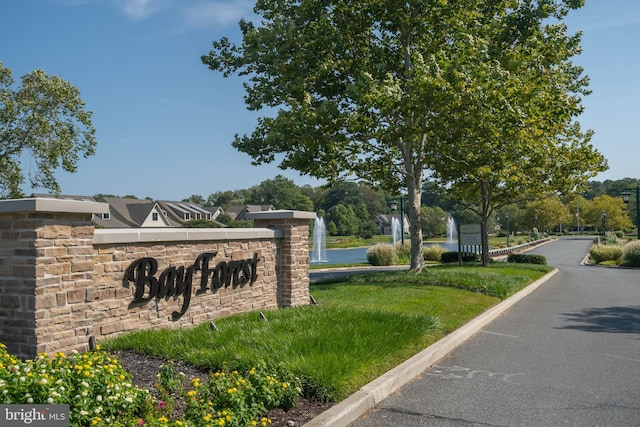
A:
[0,197,109,214]
[245,210,316,220]
[94,227,281,244]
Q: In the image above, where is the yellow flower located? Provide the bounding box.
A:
[187,390,197,397]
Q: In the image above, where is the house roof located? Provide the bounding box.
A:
[225,204,275,220]
[101,197,155,227]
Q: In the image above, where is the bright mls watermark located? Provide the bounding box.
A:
[0,405,69,426]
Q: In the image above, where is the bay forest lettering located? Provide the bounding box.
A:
[125,252,261,319]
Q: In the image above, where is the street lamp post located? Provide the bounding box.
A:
[601,210,606,239]
[505,212,510,247]
[389,196,405,245]
[621,186,640,239]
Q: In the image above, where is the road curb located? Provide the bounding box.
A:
[303,268,559,427]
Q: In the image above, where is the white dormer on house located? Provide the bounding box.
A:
[140,203,172,227]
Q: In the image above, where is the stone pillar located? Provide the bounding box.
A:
[0,198,108,360]
[247,210,315,307]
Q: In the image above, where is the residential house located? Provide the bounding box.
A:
[224,205,275,221]
[156,201,215,225]
[375,213,409,235]
[97,197,174,228]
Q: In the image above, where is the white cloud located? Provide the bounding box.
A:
[112,0,166,21]
[184,1,254,28]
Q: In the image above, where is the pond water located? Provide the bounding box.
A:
[310,242,461,265]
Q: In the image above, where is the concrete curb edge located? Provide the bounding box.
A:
[303,268,560,427]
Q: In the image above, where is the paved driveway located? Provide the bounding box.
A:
[351,236,640,426]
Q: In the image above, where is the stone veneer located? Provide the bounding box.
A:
[0,198,314,360]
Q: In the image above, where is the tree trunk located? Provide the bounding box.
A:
[407,178,424,272]
[480,180,492,266]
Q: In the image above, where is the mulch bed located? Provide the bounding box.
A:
[111,350,334,426]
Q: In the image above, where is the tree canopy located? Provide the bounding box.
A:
[0,62,97,198]
[203,0,607,270]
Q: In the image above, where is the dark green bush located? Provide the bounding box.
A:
[507,253,547,265]
[183,219,222,228]
[441,251,479,263]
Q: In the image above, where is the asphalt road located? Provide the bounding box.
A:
[351,236,640,426]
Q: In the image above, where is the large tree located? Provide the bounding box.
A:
[202,0,605,271]
[0,62,96,198]
[246,174,314,210]
[429,1,607,262]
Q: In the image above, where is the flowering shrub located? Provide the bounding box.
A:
[0,343,149,426]
[0,343,301,426]
[182,361,300,427]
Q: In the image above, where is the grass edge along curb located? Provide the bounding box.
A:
[303,268,560,427]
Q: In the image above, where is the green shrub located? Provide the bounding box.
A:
[602,231,620,245]
[589,244,623,264]
[512,237,526,246]
[441,252,479,263]
[367,244,397,266]
[623,240,640,267]
[423,245,447,262]
[183,219,222,228]
[394,243,411,263]
[507,253,547,265]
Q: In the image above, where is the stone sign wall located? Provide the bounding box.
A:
[0,198,314,360]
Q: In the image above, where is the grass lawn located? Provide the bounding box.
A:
[102,263,553,402]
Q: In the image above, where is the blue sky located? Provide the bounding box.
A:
[1,0,638,201]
